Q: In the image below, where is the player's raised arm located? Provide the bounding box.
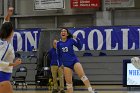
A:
[3,7,14,23]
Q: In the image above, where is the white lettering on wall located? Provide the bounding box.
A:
[121,29,135,50]
[88,29,103,50]
[24,31,38,51]
[12,31,39,51]
[105,29,118,50]
[12,32,23,51]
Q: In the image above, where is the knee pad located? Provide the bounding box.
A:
[81,75,88,82]
[66,83,73,89]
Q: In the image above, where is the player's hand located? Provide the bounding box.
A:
[13,58,22,67]
[8,7,14,16]
[54,40,58,43]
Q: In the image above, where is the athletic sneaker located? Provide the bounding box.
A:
[90,90,97,93]
[89,90,97,93]
[52,89,58,93]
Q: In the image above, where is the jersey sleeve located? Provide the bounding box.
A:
[0,49,10,67]
[0,61,9,67]
[72,38,82,50]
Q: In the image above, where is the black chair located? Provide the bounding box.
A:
[12,66,27,89]
[35,67,52,88]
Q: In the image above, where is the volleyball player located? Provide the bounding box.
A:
[57,28,96,93]
[0,7,22,93]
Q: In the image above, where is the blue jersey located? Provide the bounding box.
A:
[57,38,82,67]
[48,48,62,67]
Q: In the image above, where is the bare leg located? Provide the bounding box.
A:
[64,67,73,93]
[74,63,94,93]
[0,81,13,93]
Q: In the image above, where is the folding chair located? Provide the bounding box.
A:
[35,67,52,88]
[12,66,27,89]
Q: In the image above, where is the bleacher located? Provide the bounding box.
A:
[74,50,140,84]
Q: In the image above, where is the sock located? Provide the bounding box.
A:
[88,86,93,92]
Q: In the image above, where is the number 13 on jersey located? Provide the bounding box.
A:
[62,47,68,52]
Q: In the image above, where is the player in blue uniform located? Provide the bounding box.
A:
[48,39,65,93]
[57,28,96,93]
[0,7,22,93]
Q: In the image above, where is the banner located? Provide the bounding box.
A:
[71,0,100,8]
[12,28,41,51]
[104,0,135,8]
[69,26,140,50]
[34,0,65,10]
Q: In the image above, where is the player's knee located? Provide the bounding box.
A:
[0,81,12,92]
[66,83,73,89]
[81,75,88,82]
[1,81,10,86]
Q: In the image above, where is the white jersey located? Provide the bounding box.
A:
[0,39,15,73]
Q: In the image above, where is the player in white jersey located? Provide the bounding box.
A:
[0,7,21,93]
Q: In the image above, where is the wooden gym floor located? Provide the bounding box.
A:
[13,85,140,93]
